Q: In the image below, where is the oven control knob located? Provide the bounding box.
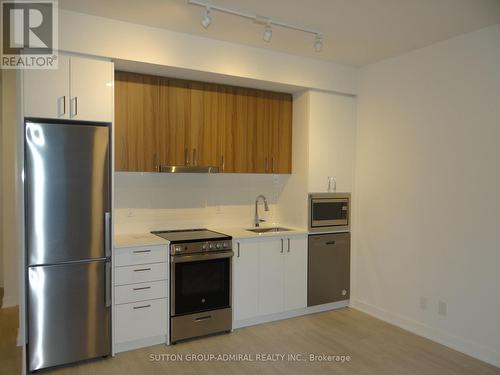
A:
[223,242,228,248]
[216,243,221,249]
[175,246,182,253]
[209,243,214,249]
[202,244,207,251]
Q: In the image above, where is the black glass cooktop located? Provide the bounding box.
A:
[151,229,231,243]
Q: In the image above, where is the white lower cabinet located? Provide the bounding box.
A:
[115,298,168,344]
[233,234,307,322]
[284,236,308,310]
[233,239,260,320]
[113,244,169,352]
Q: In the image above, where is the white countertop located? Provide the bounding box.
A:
[210,226,308,239]
[114,225,308,248]
[114,233,169,248]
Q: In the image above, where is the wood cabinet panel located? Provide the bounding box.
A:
[115,72,159,172]
[114,72,292,173]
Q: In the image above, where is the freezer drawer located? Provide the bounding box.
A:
[28,261,111,372]
[308,232,350,307]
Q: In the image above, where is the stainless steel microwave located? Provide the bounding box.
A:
[308,192,350,232]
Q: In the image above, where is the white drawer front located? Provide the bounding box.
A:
[115,280,168,305]
[115,298,167,344]
[114,245,168,267]
[115,263,167,286]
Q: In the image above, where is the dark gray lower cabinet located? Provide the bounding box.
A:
[308,232,350,306]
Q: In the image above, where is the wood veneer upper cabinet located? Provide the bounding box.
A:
[114,71,159,172]
[114,71,293,173]
[158,78,189,166]
[273,93,293,174]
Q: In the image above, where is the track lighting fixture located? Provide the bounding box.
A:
[201,7,212,29]
[188,0,324,52]
[263,24,272,43]
[314,34,323,52]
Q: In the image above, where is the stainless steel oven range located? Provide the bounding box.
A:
[152,229,233,344]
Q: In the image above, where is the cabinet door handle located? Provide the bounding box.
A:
[280,239,284,253]
[221,155,225,172]
[185,148,189,165]
[133,249,151,254]
[265,158,269,173]
[153,153,159,172]
[71,97,78,117]
[193,148,197,166]
[133,268,151,272]
[287,238,290,253]
[237,242,240,258]
[58,96,66,117]
[325,241,336,246]
[133,286,151,291]
[133,304,151,310]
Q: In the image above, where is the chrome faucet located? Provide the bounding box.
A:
[254,195,269,227]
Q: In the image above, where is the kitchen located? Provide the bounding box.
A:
[1,1,500,375]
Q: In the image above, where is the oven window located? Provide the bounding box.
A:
[174,258,230,315]
[312,201,347,221]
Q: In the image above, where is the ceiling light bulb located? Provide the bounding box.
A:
[263,25,272,43]
[201,8,212,29]
[314,34,323,52]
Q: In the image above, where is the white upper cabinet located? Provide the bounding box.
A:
[23,54,113,122]
[23,54,70,119]
[69,56,113,122]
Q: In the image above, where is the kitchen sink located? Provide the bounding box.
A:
[246,227,292,234]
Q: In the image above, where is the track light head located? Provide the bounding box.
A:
[263,24,272,43]
[314,34,323,52]
[201,7,212,29]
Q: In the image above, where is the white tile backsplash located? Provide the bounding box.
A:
[114,172,289,234]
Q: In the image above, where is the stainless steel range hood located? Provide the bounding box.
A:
[160,165,220,173]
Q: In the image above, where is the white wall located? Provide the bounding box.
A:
[114,172,288,234]
[353,23,500,367]
[1,70,19,307]
[58,10,358,95]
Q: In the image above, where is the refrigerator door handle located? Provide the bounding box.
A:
[105,261,111,307]
[104,212,111,258]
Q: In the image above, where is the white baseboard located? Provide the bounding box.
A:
[234,300,349,329]
[114,335,167,353]
[1,295,18,308]
[351,299,500,369]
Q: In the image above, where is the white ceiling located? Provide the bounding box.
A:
[59,0,500,66]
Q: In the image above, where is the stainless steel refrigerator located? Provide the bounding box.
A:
[25,120,112,372]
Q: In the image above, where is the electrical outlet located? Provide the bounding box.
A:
[438,300,447,316]
[127,208,134,217]
[419,296,427,310]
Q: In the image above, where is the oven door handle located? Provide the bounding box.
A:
[171,251,234,263]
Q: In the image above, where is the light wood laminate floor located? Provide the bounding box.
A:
[2,307,499,375]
